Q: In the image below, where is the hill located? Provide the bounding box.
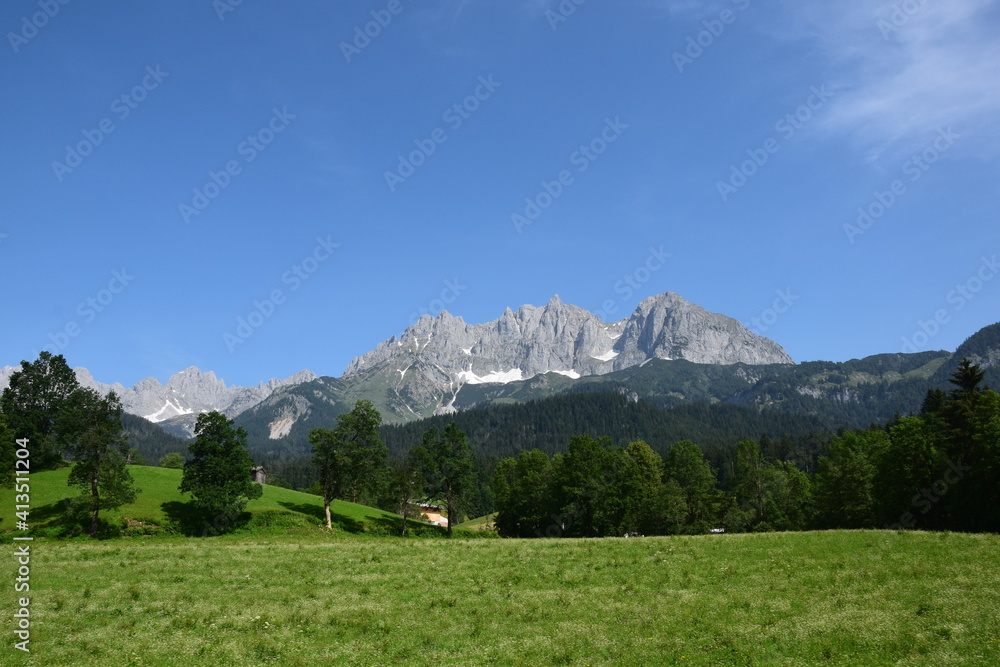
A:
[0,466,452,538]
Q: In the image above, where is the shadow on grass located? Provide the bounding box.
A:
[276,501,447,536]
[27,498,75,524]
[277,501,368,533]
[161,501,250,537]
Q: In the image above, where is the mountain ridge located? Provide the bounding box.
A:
[340,291,793,420]
[0,364,317,438]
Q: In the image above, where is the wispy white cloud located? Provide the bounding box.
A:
[777,0,1000,159]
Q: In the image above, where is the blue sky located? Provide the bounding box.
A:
[2,0,998,387]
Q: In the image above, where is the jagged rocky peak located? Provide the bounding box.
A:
[614,292,794,367]
[341,291,794,420]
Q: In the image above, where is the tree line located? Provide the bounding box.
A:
[4,352,997,539]
[491,359,1000,537]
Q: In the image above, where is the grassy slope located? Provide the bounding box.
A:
[454,513,497,531]
[0,466,449,538]
[1,531,998,665]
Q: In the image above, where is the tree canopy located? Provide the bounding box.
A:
[1,352,81,470]
[62,389,139,536]
[310,400,388,530]
[179,411,262,529]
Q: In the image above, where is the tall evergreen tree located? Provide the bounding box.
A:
[934,361,1000,531]
[63,389,139,537]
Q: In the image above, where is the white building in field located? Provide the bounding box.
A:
[412,503,448,526]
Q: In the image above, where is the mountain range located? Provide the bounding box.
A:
[0,364,316,438]
[3,291,998,455]
[1,291,791,435]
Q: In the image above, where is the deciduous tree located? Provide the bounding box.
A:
[0,414,14,489]
[62,389,139,537]
[179,412,262,527]
[310,400,388,530]
[1,352,81,470]
[159,452,186,469]
[412,422,474,537]
[664,440,718,533]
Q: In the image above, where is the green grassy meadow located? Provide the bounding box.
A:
[1,530,998,665]
[1,468,999,665]
[0,466,451,538]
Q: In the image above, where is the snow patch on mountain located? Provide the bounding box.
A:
[457,368,525,385]
[144,399,194,423]
[0,365,318,437]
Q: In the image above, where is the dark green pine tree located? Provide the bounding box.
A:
[937,359,999,531]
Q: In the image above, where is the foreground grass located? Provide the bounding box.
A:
[2,530,999,665]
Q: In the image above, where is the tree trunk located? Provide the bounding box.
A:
[90,469,100,538]
[324,496,333,531]
[446,487,454,538]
